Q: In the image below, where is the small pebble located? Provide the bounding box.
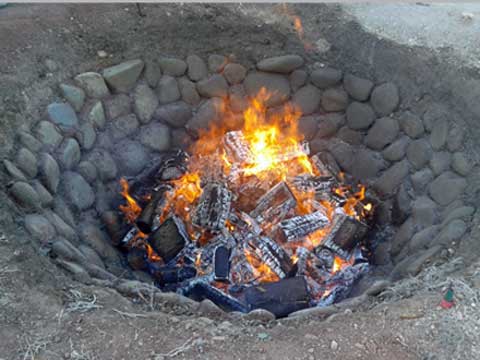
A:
[330,340,338,351]
[97,50,108,58]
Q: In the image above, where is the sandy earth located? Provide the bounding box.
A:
[0,3,479,359]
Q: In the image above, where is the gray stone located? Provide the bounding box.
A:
[223,63,247,85]
[110,113,139,140]
[409,225,441,252]
[243,309,276,322]
[321,88,349,112]
[171,128,193,150]
[3,160,27,181]
[39,153,60,194]
[365,117,399,150]
[298,116,319,141]
[74,72,109,98]
[60,84,85,112]
[411,168,434,194]
[9,182,40,210]
[382,136,409,162]
[114,140,149,176]
[429,118,449,150]
[440,200,464,219]
[77,161,97,183]
[158,57,187,76]
[53,197,76,227]
[133,84,159,124]
[79,224,119,260]
[244,72,290,107]
[310,67,342,89]
[292,85,321,115]
[422,103,447,133]
[45,211,78,242]
[139,123,171,151]
[365,279,392,297]
[58,138,81,170]
[374,160,410,197]
[144,59,161,88]
[178,77,201,106]
[289,69,307,91]
[87,101,106,129]
[411,196,437,229]
[186,55,208,81]
[327,139,355,173]
[256,55,304,73]
[228,84,248,113]
[370,82,400,116]
[18,131,42,153]
[447,125,464,152]
[392,245,442,279]
[15,148,37,178]
[196,74,229,98]
[154,101,192,128]
[429,172,467,206]
[350,149,386,180]
[35,121,63,148]
[309,138,330,154]
[406,139,432,170]
[316,113,343,139]
[390,217,416,256]
[32,181,54,208]
[157,75,180,104]
[346,102,375,130]
[337,126,363,145]
[103,94,130,120]
[79,245,106,269]
[431,219,467,247]
[58,260,91,284]
[208,54,227,73]
[52,238,87,263]
[61,171,95,211]
[441,206,475,226]
[24,214,56,245]
[102,59,144,93]
[398,112,424,139]
[186,97,225,133]
[343,74,373,101]
[375,200,392,226]
[77,122,96,150]
[451,152,472,176]
[392,184,412,225]
[197,299,225,317]
[87,150,117,182]
[429,152,451,176]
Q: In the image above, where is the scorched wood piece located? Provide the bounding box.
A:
[277,210,330,242]
[148,263,197,285]
[244,277,310,318]
[214,245,231,282]
[250,181,296,225]
[319,213,368,259]
[289,174,336,195]
[247,237,294,279]
[147,216,189,263]
[136,187,168,234]
[311,153,340,180]
[192,182,232,232]
[224,130,255,164]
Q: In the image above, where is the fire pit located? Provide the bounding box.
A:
[6,52,474,319]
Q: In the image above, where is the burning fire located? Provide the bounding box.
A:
[119,178,142,224]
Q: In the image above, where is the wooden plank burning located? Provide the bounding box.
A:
[214,245,231,282]
[247,236,294,279]
[244,277,310,318]
[250,181,296,225]
[224,130,255,164]
[192,182,232,232]
[277,210,330,242]
[319,213,368,259]
[148,216,189,263]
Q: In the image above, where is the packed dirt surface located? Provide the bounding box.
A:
[1,3,479,359]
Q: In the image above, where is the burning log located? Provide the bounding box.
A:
[319,213,368,259]
[289,174,335,195]
[224,130,254,164]
[214,245,231,282]
[148,216,189,263]
[247,237,294,279]
[120,227,138,246]
[135,187,168,234]
[244,277,310,318]
[311,153,340,180]
[192,182,232,232]
[277,210,330,242]
[250,181,296,225]
[148,263,197,285]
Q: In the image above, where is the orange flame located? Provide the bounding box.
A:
[332,255,355,274]
[119,178,142,224]
[244,247,280,283]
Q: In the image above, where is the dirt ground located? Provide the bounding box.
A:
[0,3,479,359]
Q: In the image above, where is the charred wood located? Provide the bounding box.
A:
[214,245,231,282]
[148,264,197,285]
[127,247,148,271]
[136,189,166,234]
[148,216,189,263]
[250,181,296,225]
[192,182,232,232]
[244,277,310,317]
[247,237,294,279]
[277,210,329,242]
